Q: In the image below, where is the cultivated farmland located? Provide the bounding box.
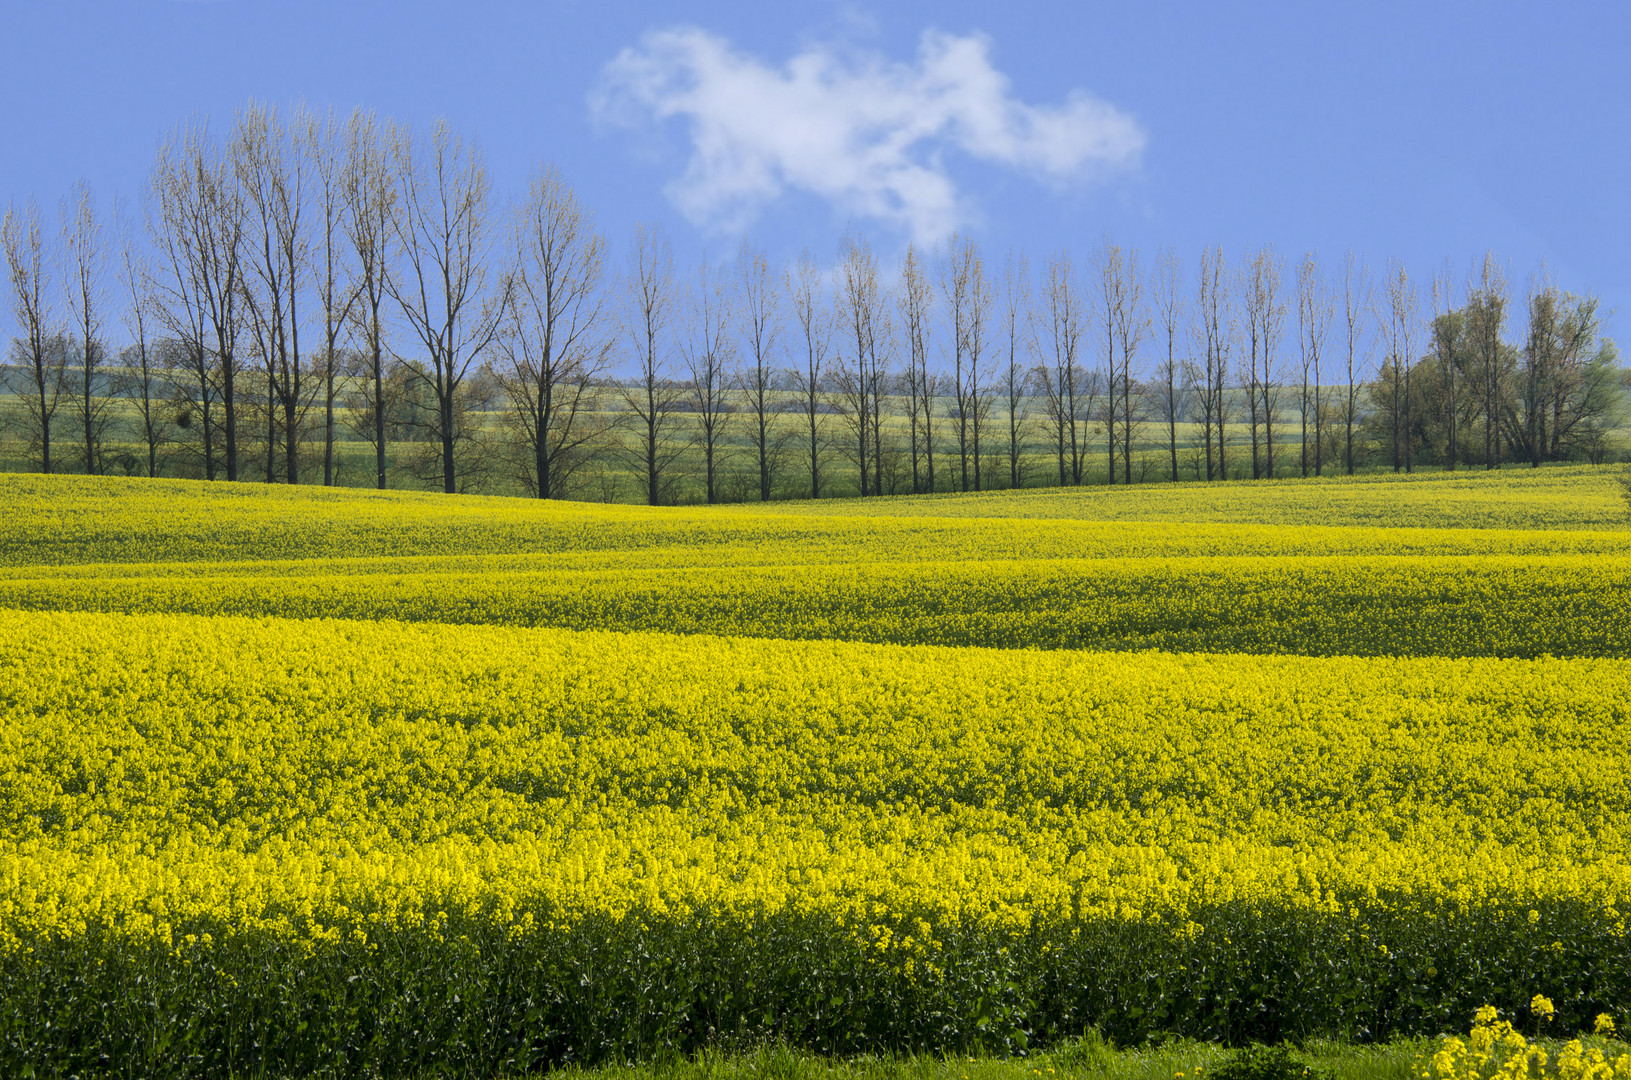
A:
[0,465,1628,1077]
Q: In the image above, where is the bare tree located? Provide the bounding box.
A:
[681,257,735,504]
[236,102,314,485]
[1241,247,1284,479]
[1431,264,1463,470]
[1259,249,1284,478]
[116,202,165,477]
[898,243,935,493]
[62,181,111,475]
[343,109,397,490]
[199,129,246,482]
[737,241,784,501]
[308,108,361,487]
[1466,253,1508,470]
[388,117,507,495]
[1383,259,1418,472]
[791,251,831,499]
[1339,252,1371,475]
[620,223,683,505]
[867,284,894,497]
[1041,251,1085,485]
[3,199,67,472]
[147,159,215,480]
[1243,258,1264,478]
[1095,239,1120,483]
[496,166,609,499]
[236,119,287,487]
[966,244,992,491]
[1152,247,1183,482]
[1100,242,1146,485]
[1192,247,1232,480]
[1296,253,1331,477]
[150,121,245,481]
[941,235,976,492]
[1000,250,1033,489]
[837,236,883,496]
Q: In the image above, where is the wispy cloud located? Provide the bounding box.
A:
[591,27,1146,243]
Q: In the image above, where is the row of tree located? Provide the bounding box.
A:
[3,104,1622,502]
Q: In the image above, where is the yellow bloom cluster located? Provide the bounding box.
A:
[1430,1005,1631,1080]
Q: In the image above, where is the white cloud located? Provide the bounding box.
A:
[591,27,1146,244]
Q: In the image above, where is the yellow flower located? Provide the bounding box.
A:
[1533,995,1556,1021]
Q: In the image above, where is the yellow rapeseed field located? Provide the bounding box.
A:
[0,469,1627,1076]
[0,466,1625,568]
[2,553,1628,656]
[8,608,1631,936]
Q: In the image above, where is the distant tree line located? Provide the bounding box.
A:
[3,105,1625,501]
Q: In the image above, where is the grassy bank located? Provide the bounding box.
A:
[534,1037,1431,1080]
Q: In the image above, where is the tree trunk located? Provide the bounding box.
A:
[536,394,552,500]
[324,370,335,486]
[35,370,52,475]
[646,391,659,506]
[223,347,238,481]
[808,402,820,499]
[441,387,456,494]
[286,311,302,486]
[373,330,387,489]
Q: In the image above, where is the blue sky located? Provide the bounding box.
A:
[2,0,1627,340]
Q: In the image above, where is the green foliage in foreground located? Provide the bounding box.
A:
[0,902,1613,1079]
[539,1035,1427,1080]
[1208,1044,1334,1080]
